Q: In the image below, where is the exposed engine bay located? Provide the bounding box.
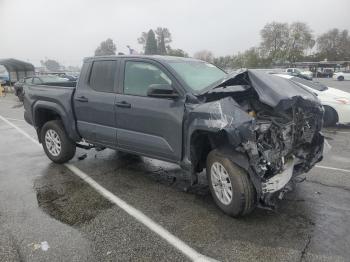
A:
[189,69,325,208]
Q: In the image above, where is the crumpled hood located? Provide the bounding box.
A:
[211,69,320,110]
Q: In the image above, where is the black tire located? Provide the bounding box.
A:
[206,149,256,217]
[40,120,76,163]
[338,76,344,81]
[323,106,338,127]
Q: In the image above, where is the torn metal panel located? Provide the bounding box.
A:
[262,157,295,193]
[202,69,320,110]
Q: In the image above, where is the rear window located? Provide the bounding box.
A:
[89,60,117,93]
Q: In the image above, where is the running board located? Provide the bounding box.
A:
[76,143,94,150]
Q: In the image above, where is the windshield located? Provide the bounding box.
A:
[40,75,69,82]
[167,61,227,92]
[291,76,328,91]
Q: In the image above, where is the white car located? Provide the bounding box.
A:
[333,71,350,81]
[275,74,350,126]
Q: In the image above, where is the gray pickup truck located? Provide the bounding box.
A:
[24,55,325,217]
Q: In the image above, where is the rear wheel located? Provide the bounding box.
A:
[41,120,76,163]
[206,149,256,217]
[338,76,344,81]
[323,106,338,127]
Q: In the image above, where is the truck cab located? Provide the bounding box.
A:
[74,56,185,162]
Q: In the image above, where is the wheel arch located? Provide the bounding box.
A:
[188,129,261,191]
[323,105,339,126]
[33,101,80,142]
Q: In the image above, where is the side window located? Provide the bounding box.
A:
[25,78,33,84]
[89,60,117,93]
[32,78,41,84]
[124,61,172,96]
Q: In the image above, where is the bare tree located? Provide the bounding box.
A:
[260,21,314,64]
[260,22,289,63]
[317,29,350,60]
[286,22,314,63]
[155,27,172,55]
[137,32,148,50]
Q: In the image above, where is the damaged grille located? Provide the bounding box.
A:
[243,106,319,179]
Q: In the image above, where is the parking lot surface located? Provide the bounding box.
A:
[0,78,350,262]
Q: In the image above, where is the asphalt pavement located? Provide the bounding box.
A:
[0,78,350,262]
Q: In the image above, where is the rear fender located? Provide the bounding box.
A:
[33,101,80,142]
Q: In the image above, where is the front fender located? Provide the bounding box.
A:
[183,97,255,165]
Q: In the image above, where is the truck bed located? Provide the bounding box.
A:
[23,83,80,141]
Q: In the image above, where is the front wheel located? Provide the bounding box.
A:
[323,106,338,127]
[41,120,76,163]
[338,76,344,81]
[206,149,256,217]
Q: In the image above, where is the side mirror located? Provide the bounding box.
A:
[147,84,179,98]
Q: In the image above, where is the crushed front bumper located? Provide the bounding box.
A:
[261,157,295,194]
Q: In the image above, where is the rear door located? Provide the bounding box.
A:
[115,59,185,162]
[74,59,119,147]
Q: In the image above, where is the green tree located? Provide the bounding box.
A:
[40,59,62,71]
[167,48,188,57]
[213,55,234,70]
[144,30,158,55]
[193,50,214,63]
[95,38,116,56]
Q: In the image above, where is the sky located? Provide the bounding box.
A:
[0,0,349,67]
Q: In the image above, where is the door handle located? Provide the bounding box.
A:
[115,101,131,108]
[75,96,88,102]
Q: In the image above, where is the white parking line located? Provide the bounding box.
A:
[0,115,39,145]
[0,115,217,262]
[316,165,350,173]
[323,130,350,134]
[4,117,26,122]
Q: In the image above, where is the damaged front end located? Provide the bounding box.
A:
[189,70,325,209]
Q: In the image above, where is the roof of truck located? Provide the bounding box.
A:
[83,55,202,63]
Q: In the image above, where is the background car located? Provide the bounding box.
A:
[285,68,313,80]
[315,68,334,78]
[0,75,10,85]
[14,75,69,101]
[333,71,350,81]
[275,74,350,126]
[42,72,79,81]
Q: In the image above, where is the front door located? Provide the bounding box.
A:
[74,60,118,147]
[115,59,185,162]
